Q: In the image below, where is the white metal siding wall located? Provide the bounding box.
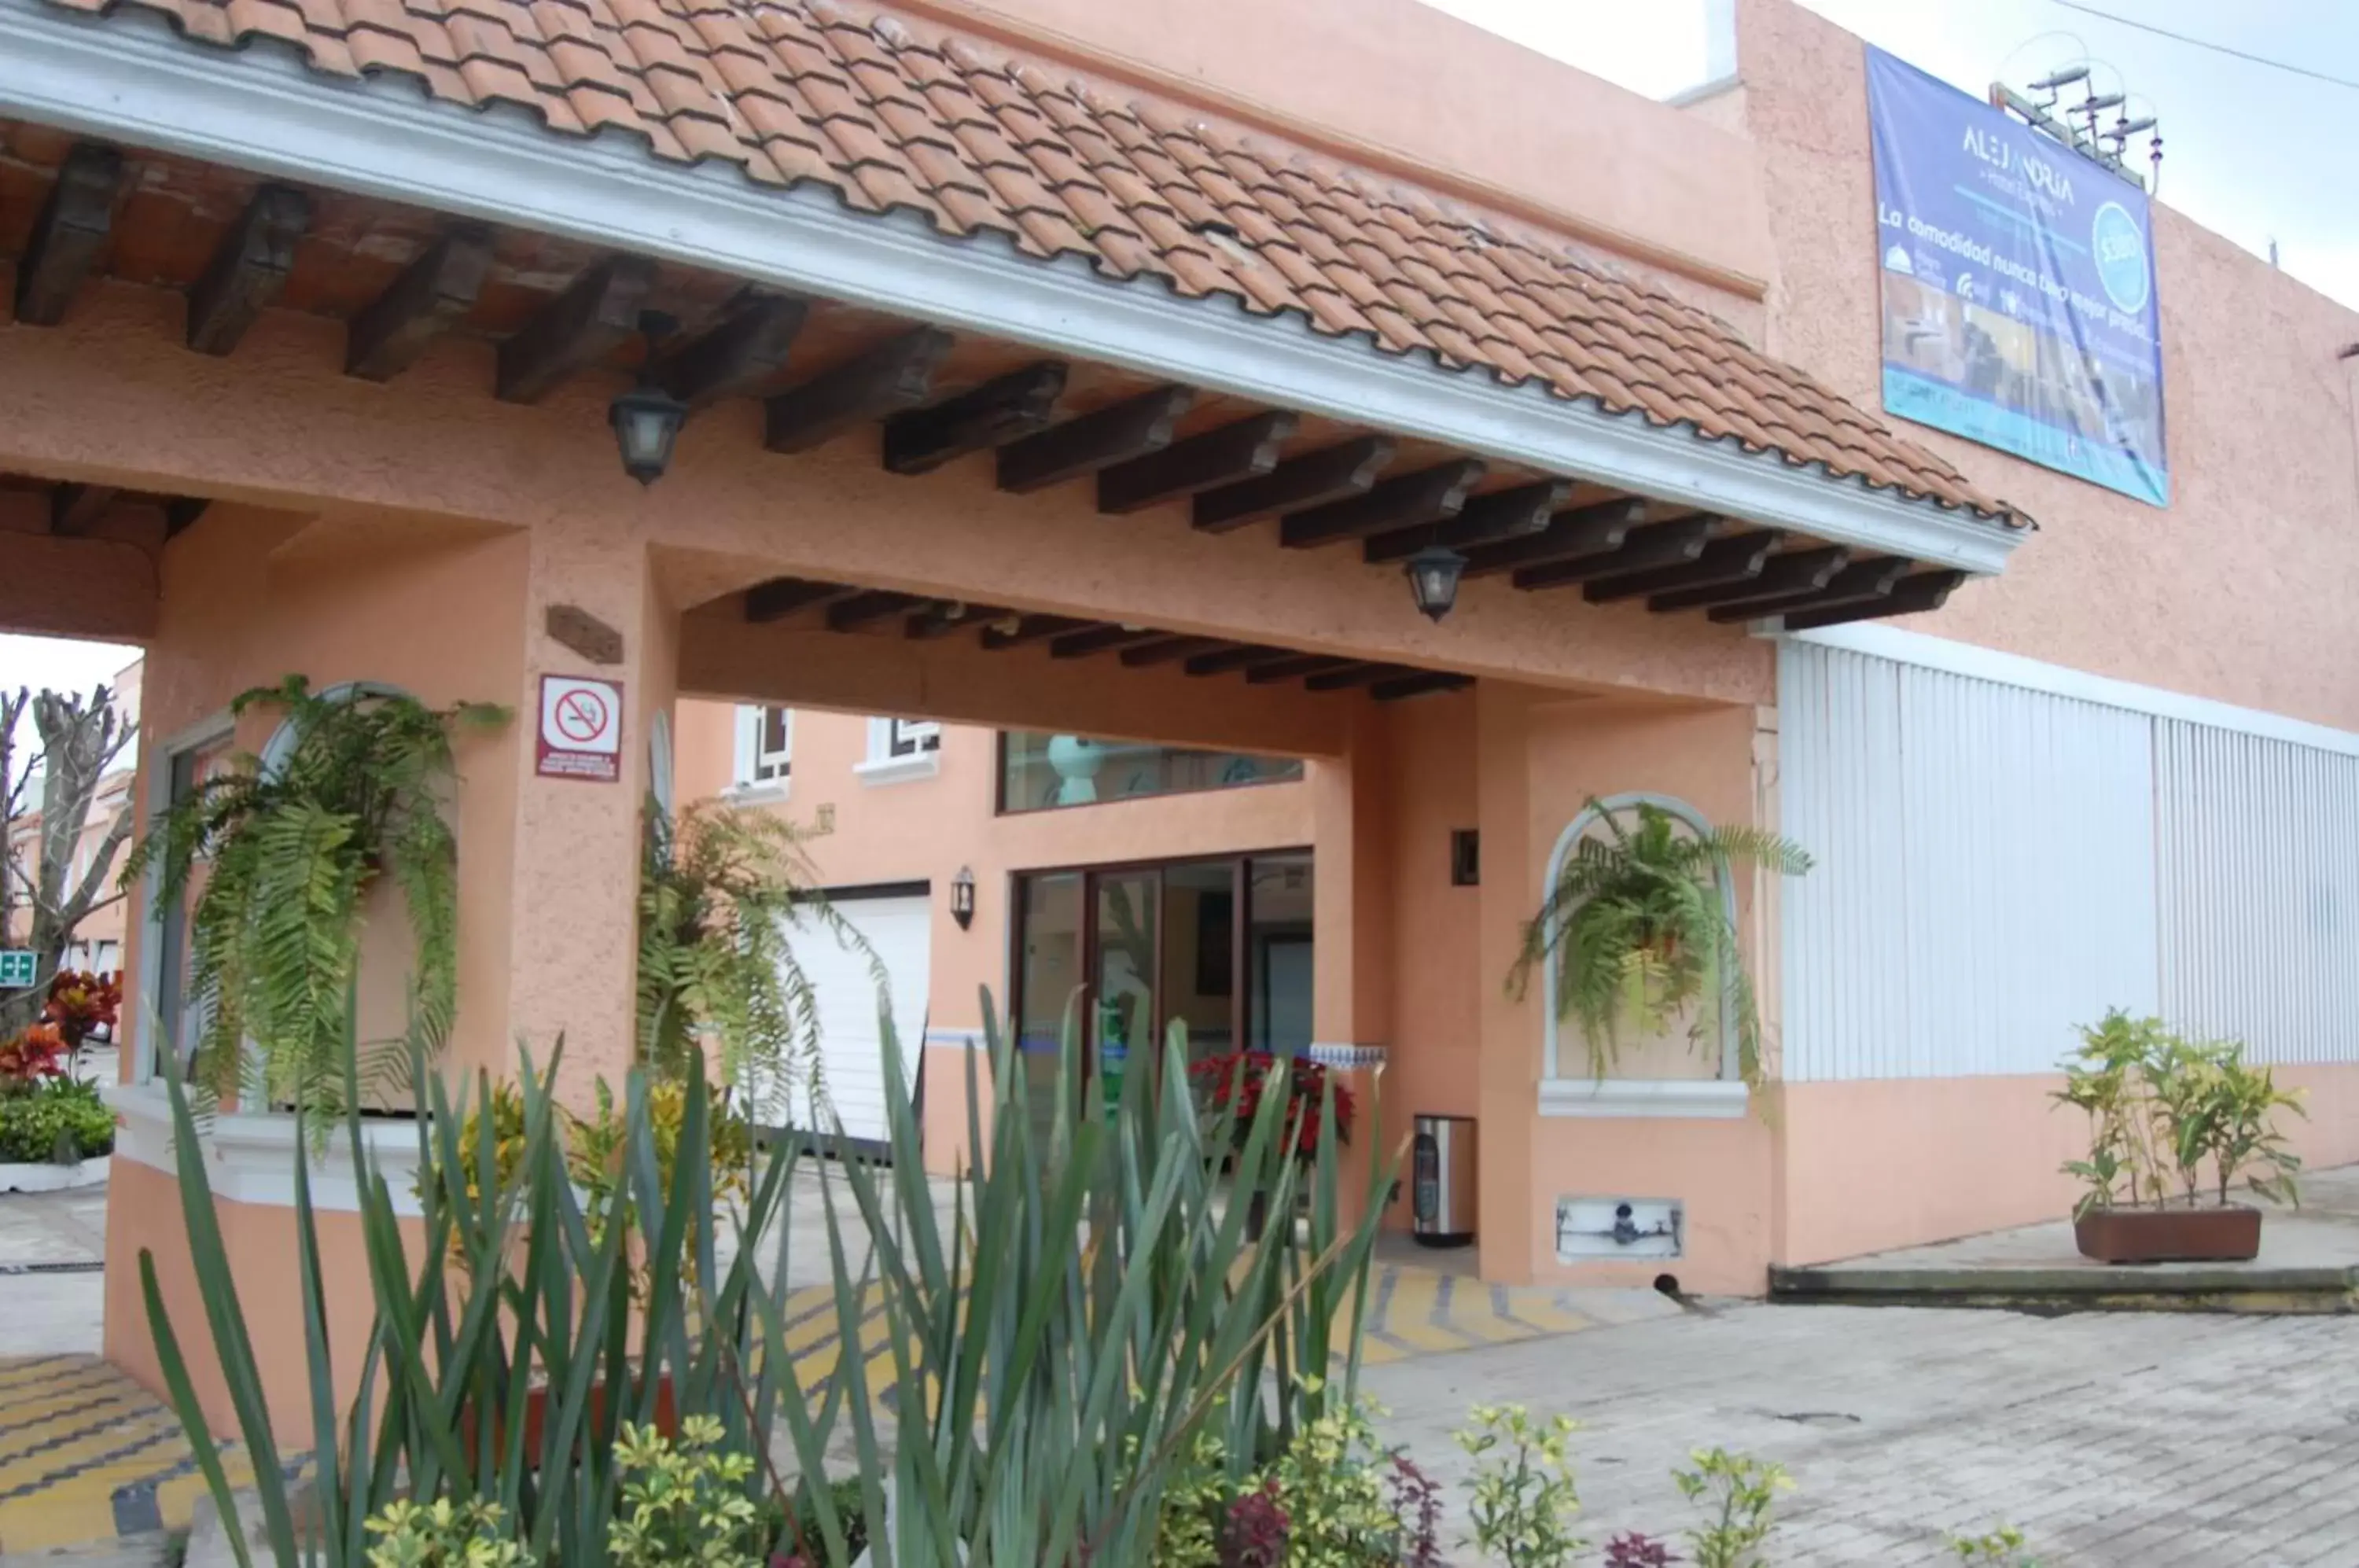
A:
[1780,642,2159,1081]
[2157,723,2359,1065]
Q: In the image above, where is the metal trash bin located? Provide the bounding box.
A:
[1411,1114,1476,1247]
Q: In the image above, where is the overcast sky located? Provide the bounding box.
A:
[1419,0,2359,311]
[1,635,140,761]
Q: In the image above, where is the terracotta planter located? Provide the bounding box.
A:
[2073,1205,2261,1264]
[461,1372,677,1457]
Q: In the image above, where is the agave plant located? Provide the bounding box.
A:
[145,988,1392,1567]
[1509,797,1809,1085]
[635,800,884,1122]
[118,675,506,1120]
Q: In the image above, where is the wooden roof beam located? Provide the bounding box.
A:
[1279,460,1485,549]
[1048,624,1160,659]
[745,578,856,623]
[1779,570,1966,631]
[164,499,212,539]
[884,363,1068,476]
[1303,662,1406,692]
[1099,412,1297,514]
[1194,436,1396,533]
[345,226,494,381]
[186,185,311,357]
[655,295,808,407]
[1460,498,1648,579]
[1709,557,1912,623]
[980,613,1091,650]
[766,327,954,454]
[13,144,123,328]
[1246,654,1359,684]
[999,385,1195,494]
[904,601,1010,640]
[1118,635,1228,667]
[497,255,656,403]
[1183,645,1294,677]
[1363,480,1569,562]
[1585,531,1777,604]
[1371,671,1474,701]
[1512,517,1711,591]
[1648,546,1849,613]
[49,484,120,537]
[826,591,925,631]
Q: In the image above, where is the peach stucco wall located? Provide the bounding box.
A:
[102,1159,399,1437]
[1780,1061,2359,1265]
[102,500,531,1430]
[1730,0,2359,733]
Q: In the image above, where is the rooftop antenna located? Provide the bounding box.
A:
[1992,57,2155,190]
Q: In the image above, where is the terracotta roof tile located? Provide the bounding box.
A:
[68,0,2017,522]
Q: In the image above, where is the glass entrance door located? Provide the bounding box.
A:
[1091,870,1158,1115]
[1011,852,1314,1128]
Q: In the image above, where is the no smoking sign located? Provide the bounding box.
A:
[535,674,625,783]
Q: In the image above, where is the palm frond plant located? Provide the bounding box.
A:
[117,675,506,1121]
[634,800,885,1117]
[1507,797,1809,1086]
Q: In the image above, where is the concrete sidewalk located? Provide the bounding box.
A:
[1363,1299,2359,1565]
[1772,1165,2359,1313]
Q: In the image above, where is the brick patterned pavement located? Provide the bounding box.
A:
[1364,1301,2359,1566]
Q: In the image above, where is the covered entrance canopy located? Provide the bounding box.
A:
[0,0,2037,1424]
[1,0,2022,668]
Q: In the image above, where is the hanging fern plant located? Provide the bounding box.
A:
[120,675,508,1118]
[1507,797,1809,1087]
[635,800,885,1121]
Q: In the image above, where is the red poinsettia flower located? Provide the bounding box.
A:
[1188,1051,1354,1161]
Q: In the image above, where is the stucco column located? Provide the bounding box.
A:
[502,513,677,1102]
[1309,704,1393,1052]
[1474,680,1539,1284]
[1306,704,1393,1227]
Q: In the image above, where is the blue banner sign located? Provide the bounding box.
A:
[1867,46,2168,506]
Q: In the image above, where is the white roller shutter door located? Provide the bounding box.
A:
[745,892,929,1150]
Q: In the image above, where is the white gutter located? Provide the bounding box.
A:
[0,0,2020,574]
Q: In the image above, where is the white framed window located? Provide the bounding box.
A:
[730,705,792,799]
[889,718,940,758]
[856,716,943,786]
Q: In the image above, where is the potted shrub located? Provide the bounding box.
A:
[2055,1010,2305,1263]
[1507,797,1809,1085]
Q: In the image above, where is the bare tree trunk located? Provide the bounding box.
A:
[0,686,134,1036]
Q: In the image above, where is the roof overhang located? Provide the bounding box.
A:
[0,0,2022,578]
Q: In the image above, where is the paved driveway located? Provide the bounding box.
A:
[1365,1299,2359,1566]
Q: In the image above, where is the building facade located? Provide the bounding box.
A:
[0,0,2351,1431]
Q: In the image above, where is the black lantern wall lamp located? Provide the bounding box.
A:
[1404,543,1466,622]
[609,310,689,486]
[950,866,977,930]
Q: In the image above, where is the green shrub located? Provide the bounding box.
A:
[1676,1447,1793,1568]
[361,1499,528,1568]
[1257,1397,1395,1567]
[1457,1404,1584,1568]
[608,1418,765,1568]
[2057,1010,2305,1216]
[1949,1523,2040,1564]
[0,1077,115,1163]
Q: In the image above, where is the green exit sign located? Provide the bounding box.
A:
[0,951,35,989]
